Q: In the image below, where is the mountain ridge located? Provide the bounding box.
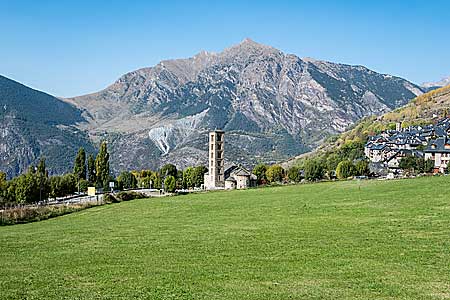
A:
[1,40,425,176]
[65,39,423,173]
[0,75,95,178]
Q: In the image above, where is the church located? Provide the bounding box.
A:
[203,130,257,190]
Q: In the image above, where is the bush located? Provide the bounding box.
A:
[103,193,119,204]
[287,166,302,183]
[354,160,370,176]
[0,202,100,225]
[336,160,356,180]
[116,191,146,201]
[252,164,267,184]
[266,165,284,183]
[304,159,324,181]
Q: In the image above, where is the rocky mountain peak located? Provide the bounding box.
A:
[1,41,426,177]
[220,38,281,62]
[61,40,424,174]
[239,37,260,46]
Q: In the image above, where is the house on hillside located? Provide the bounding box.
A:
[365,144,395,163]
[424,137,450,173]
[364,117,450,173]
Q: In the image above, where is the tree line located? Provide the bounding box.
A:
[116,164,208,193]
[0,142,210,206]
[1,137,434,207]
[251,158,370,186]
[0,142,110,206]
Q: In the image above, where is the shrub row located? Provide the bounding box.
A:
[1,191,148,225]
[103,191,147,204]
[0,202,100,225]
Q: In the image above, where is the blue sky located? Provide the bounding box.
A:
[0,0,449,97]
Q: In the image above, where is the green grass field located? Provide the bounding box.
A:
[1,177,449,299]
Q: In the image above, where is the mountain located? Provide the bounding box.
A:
[0,39,425,177]
[422,76,450,91]
[0,75,94,177]
[65,39,423,173]
[283,84,450,168]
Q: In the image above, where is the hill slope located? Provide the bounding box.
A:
[67,39,423,172]
[284,84,450,167]
[1,177,449,299]
[0,75,94,177]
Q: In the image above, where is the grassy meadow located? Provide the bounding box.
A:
[1,176,449,299]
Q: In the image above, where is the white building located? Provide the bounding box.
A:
[203,131,257,190]
[424,137,450,173]
[204,130,225,189]
[224,165,257,190]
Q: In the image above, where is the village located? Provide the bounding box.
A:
[364,118,450,174]
[204,117,450,191]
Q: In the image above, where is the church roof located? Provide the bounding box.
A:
[224,165,255,180]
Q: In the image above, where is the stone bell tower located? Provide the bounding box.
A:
[206,130,225,188]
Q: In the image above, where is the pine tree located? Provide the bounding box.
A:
[95,142,110,188]
[73,147,87,180]
[87,154,96,184]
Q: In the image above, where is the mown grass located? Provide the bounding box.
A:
[0,176,449,299]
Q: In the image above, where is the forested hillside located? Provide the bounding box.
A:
[0,75,95,177]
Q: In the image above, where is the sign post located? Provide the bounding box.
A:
[109,181,115,193]
[87,187,96,197]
